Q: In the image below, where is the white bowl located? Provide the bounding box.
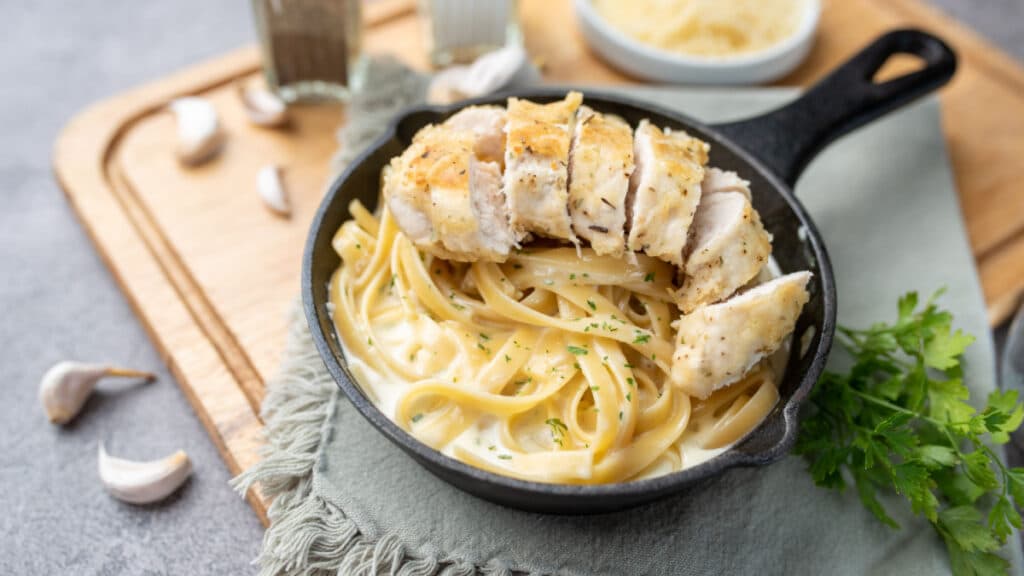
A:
[574,0,821,85]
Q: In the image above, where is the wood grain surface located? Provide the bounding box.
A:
[53,0,1024,522]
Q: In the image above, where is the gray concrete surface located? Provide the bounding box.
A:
[0,1,1020,575]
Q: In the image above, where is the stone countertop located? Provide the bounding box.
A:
[1,1,1022,574]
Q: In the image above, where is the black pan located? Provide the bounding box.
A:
[303,30,956,514]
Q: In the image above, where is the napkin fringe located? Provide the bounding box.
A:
[232,306,525,576]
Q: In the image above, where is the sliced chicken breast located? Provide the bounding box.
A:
[702,167,751,200]
[567,106,634,257]
[671,271,811,399]
[626,120,709,267]
[445,105,507,164]
[674,191,772,313]
[504,91,583,242]
[382,126,450,257]
[384,116,514,262]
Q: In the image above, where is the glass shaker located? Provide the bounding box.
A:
[251,0,365,102]
[418,0,522,67]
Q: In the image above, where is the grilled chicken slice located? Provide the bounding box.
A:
[674,191,772,313]
[567,106,634,257]
[383,110,514,262]
[504,91,583,242]
[702,167,751,200]
[445,105,507,164]
[382,126,451,257]
[626,120,709,267]
[671,271,811,399]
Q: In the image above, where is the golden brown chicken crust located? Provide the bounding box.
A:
[506,92,584,160]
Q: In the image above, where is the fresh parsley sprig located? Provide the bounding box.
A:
[795,290,1024,575]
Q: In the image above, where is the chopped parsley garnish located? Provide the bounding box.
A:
[504,354,512,363]
[411,413,423,423]
[644,272,655,282]
[633,332,651,344]
[546,418,568,447]
[448,291,466,311]
[567,345,589,356]
[513,377,532,393]
[587,299,597,311]
[497,454,513,460]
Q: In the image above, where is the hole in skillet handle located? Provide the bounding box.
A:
[713,28,957,188]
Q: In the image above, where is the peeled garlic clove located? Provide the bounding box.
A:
[39,361,155,425]
[98,444,192,505]
[169,97,224,166]
[257,164,291,217]
[237,83,289,127]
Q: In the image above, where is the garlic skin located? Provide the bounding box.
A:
[427,45,541,104]
[98,444,192,505]
[169,97,224,166]
[257,164,291,217]
[39,362,155,425]
[237,83,289,127]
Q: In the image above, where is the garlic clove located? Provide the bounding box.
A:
[426,45,540,104]
[39,361,156,425]
[169,97,224,166]
[257,164,291,217]
[237,83,289,127]
[98,444,192,505]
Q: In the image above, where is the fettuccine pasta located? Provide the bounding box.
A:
[329,200,783,483]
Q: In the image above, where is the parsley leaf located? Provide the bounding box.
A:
[795,289,1023,576]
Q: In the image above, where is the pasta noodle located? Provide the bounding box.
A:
[328,199,783,484]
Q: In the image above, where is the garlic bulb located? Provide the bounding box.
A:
[169,97,224,165]
[237,83,289,127]
[98,444,192,505]
[257,164,291,217]
[39,361,155,425]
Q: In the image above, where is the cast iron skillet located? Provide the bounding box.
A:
[303,30,956,514]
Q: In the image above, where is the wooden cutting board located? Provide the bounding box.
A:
[53,0,1024,522]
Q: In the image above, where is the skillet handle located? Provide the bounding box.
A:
[712,29,956,188]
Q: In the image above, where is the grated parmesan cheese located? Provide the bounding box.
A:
[593,0,807,58]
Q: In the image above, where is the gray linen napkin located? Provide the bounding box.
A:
[235,60,1024,576]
